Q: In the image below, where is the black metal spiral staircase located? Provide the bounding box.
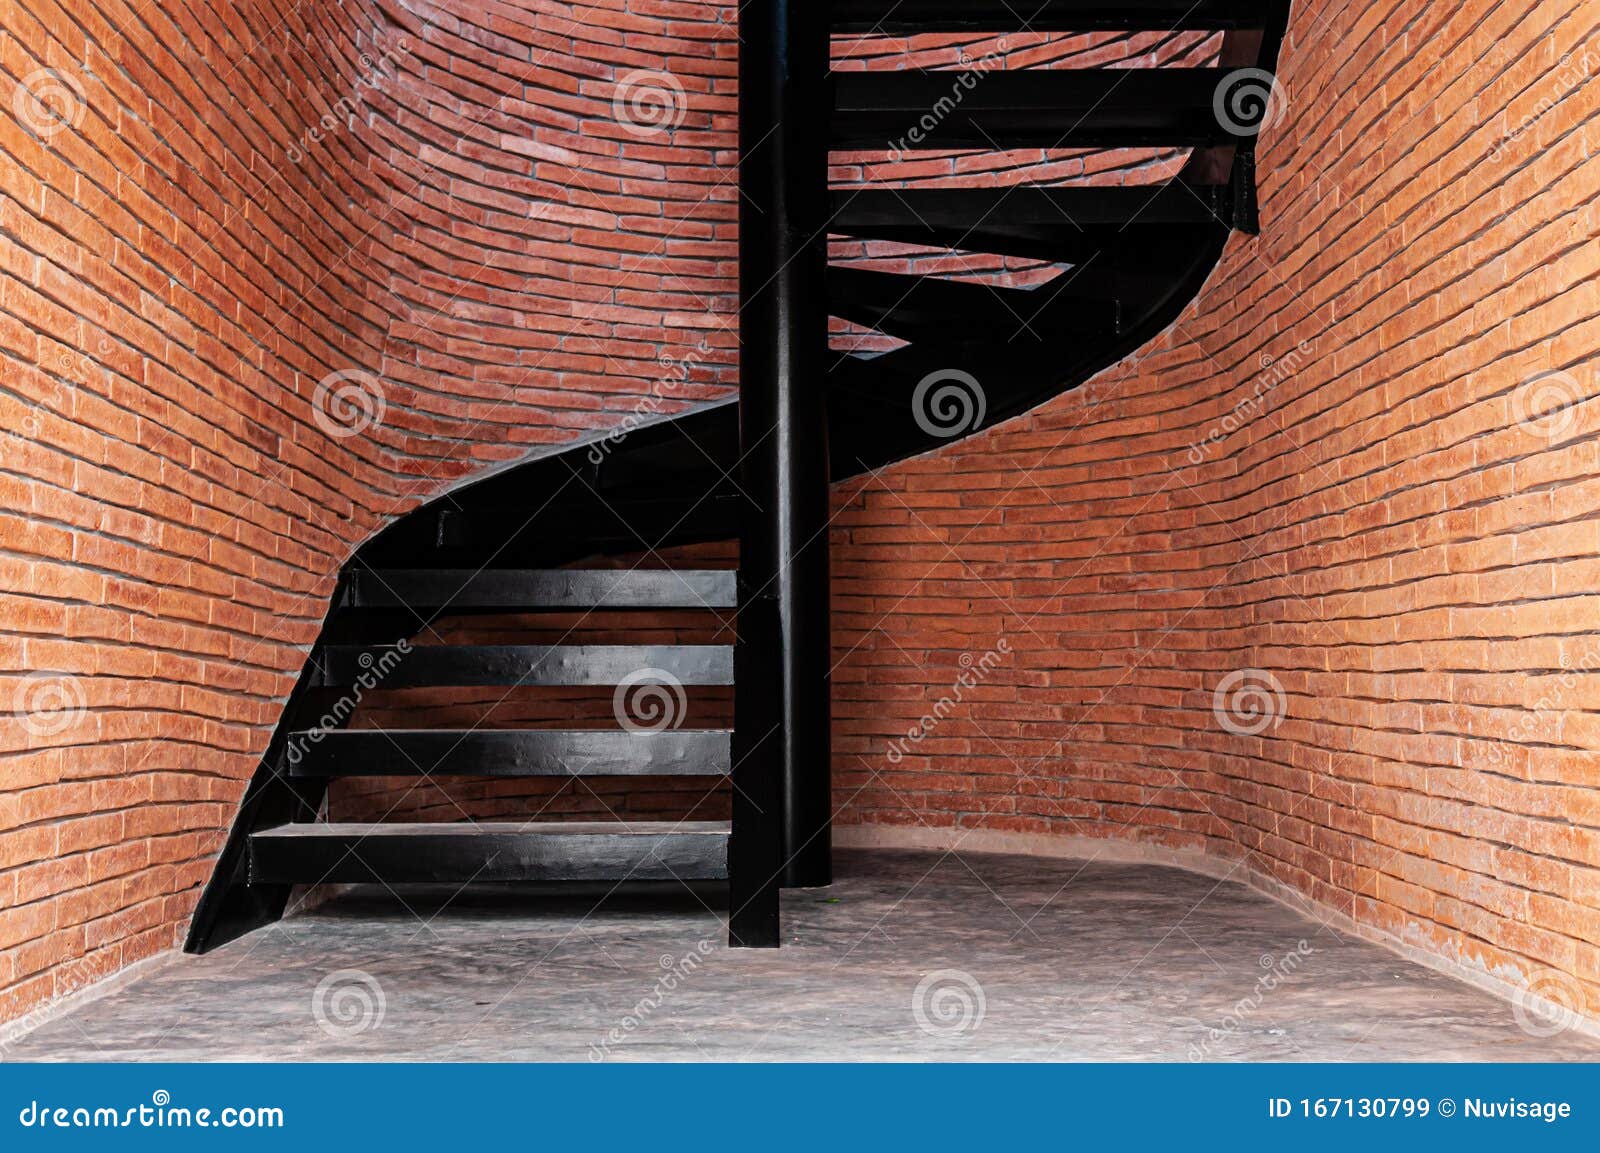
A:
[187,0,1290,954]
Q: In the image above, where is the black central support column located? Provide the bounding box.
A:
[729,0,831,945]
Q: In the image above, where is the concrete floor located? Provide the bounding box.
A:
[10,849,1598,1061]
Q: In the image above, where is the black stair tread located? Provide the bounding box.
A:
[831,183,1231,230]
[831,68,1258,150]
[394,492,743,570]
[348,567,737,610]
[248,821,730,884]
[832,0,1271,33]
[828,183,1230,261]
[288,726,735,735]
[829,339,1043,389]
[320,644,734,687]
[253,820,731,836]
[284,727,733,777]
[828,266,1117,342]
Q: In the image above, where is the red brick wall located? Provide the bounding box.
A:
[0,0,743,1021]
[833,1,1600,1021]
[3,0,1176,1022]
[3,0,1596,1034]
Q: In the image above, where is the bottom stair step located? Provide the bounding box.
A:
[247,821,729,884]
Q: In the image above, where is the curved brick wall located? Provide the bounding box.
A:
[0,0,1172,1023]
[834,0,1600,1021]
[0,0,746,1020]
[3,0,1595,1035]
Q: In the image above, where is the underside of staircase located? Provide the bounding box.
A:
[186,0,1292,954]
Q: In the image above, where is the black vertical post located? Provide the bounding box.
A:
[728,0,831,947]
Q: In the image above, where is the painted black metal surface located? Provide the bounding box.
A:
[833,183,1237,229]
[832,69,1261,151]
[284,729,733,778]
[347,568,738,611]
[248,822,731,884]
[187,1,1294,957]
[733,0,833,938]
[320,644,734,688]
[831,0,1271,33]
[829,267,1120,345]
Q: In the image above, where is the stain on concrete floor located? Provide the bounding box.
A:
[9,850,1597,1061]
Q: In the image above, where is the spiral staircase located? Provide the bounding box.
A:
[187,0,1291,953]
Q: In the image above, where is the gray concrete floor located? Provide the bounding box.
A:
[10,849,1598,1061]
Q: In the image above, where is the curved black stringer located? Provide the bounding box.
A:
[186,1,1293,954]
